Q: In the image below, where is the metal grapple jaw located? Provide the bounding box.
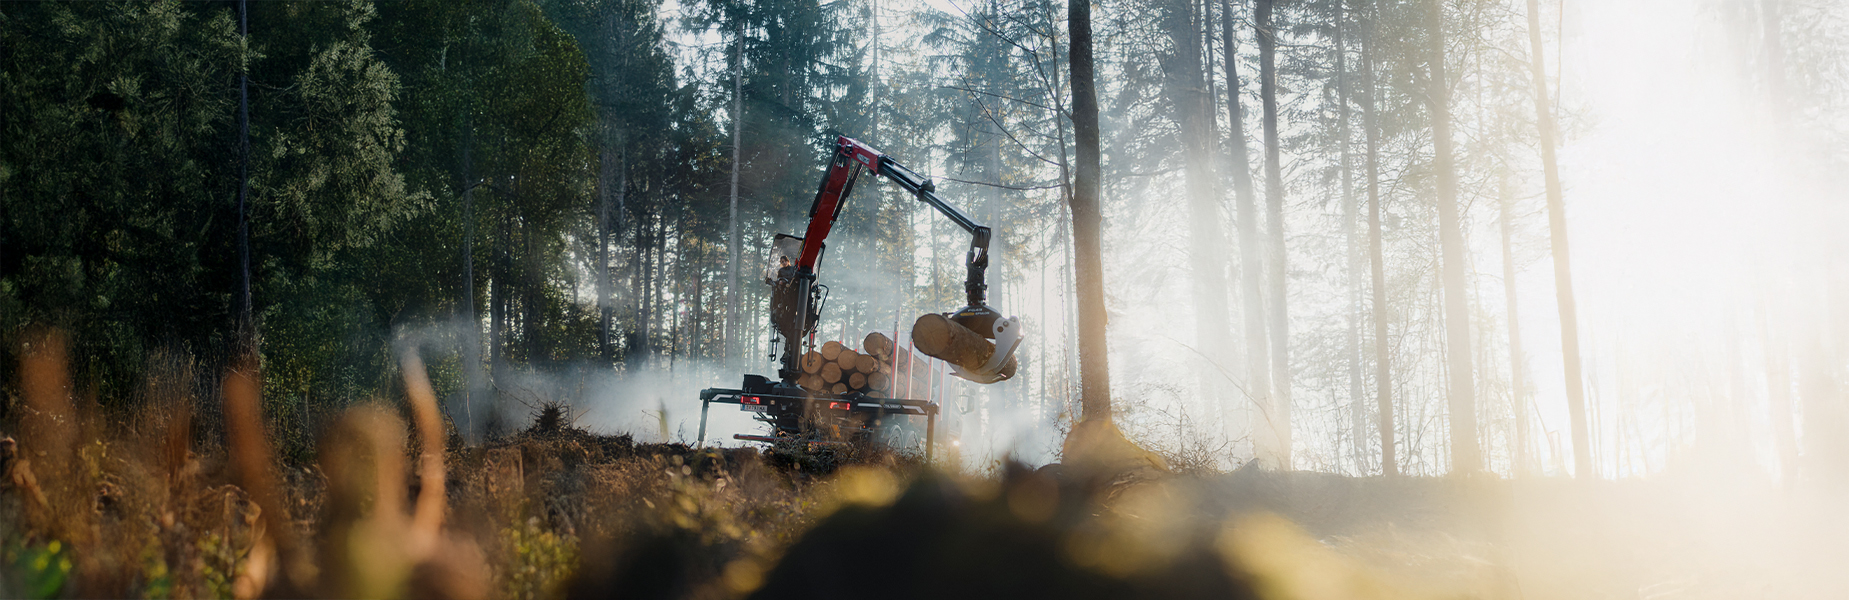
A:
[948,304,1022,384]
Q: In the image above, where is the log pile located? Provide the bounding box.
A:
[794,331,936,397]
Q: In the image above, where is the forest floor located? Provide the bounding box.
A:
[2,391,1845,599]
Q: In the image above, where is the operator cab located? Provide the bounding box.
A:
[765,234,808,283]
[767,233,825,383]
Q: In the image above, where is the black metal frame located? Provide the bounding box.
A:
[696,385,939,461]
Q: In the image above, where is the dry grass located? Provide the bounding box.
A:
[7,330,1841,599]
[0,331,936,599]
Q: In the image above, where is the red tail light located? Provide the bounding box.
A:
[742,396,761,405]
[828,401,851,411]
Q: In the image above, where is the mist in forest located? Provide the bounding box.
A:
[463,0,1849,479]
[5,0,1849,596]
[0,0,1835,478]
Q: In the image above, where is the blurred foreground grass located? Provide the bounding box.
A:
[2,330,1845,599]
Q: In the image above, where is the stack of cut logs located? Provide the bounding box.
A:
[795,332,933,397]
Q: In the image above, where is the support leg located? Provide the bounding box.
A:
[926,412,936,464]
[698,398,711,446]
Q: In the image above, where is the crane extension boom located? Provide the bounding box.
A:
[770,136,1017,385]
[799,136,994,309]
[697,136,1017,454]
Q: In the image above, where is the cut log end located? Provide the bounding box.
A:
[863,332,893,359]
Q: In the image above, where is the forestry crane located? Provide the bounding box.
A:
[697,136,1023,456]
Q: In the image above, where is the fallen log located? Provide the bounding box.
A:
[821,341,845,361]
[830,383,848,394]
[848,372,867,390]
[836,349,862,373]
[821,362,843,385]
[801,351,824,374]
[911,313,1017,380]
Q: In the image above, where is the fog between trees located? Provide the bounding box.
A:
[2,0,1847,481]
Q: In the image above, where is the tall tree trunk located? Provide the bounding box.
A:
[523,221,543,367]
[1427,0,1479,474]
[461,120,480,440]
[1069,0,1111,421]
[629,213,647,368]
[1360,0,1395,476]
[1163,0,1234,418]
[655,212,669,360]
[1224,0,1272,453]
[597,10,618,363]
[1046,0,1076,421]
[492,216,508,383]
[1255,0,1291,469]
[598,131,613,360]
[1525,0,1590,477]
[1334,0,1365,474]
[726,21,744,368]
[616,144,629,364]
[1498,173,1531,475]
[1760,290,1789,477]
[237,0,253,345]
[1759,0,1846,485]
[1,22,6,283]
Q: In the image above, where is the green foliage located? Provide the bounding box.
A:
[1,538,72,599]
[0,1,243,397]
[500,516,579,600]
[0,0,891,445]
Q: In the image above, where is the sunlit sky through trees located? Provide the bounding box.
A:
[636,0,1847,476]
[5,0,1841,481]
[1531,0,1844,478]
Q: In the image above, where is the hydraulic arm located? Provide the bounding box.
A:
[699,135,1019,455]
[771,135,1019,384]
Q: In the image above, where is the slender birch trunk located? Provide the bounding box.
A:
[1525,0,1590,477]
[1334,0,1366,474]
[1424,0,1480,474]
[726,21,744,368]
[1223,0,1271,454]
[1256,0,1292,469]
[1498,174,1531,475]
